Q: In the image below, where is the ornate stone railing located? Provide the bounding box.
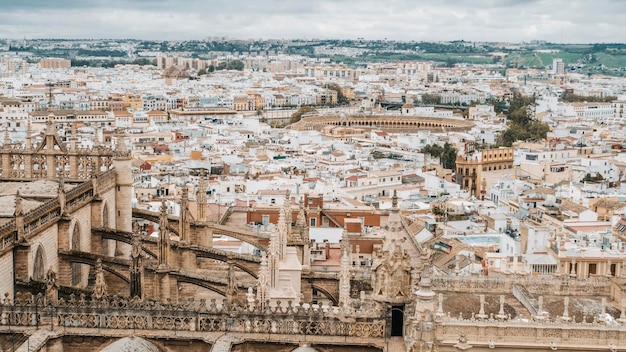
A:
[431,274,611,296]
[0,220,16,253]
[0,294,385,338]
[438,317,626,348]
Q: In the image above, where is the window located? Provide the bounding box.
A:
[589,263,597,276]
[310,218,316,227]
[262,215,269,225]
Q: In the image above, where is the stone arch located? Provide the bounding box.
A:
[100,337,161,352]
[310,284,338,305]
[33,244,46,281]
[71,222,82,286]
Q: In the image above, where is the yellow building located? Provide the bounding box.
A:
[456,147,514,197]
[122,94,143,109]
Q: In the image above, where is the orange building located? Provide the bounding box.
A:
[247,194,380,230]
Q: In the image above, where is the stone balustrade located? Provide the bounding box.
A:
[431,274,611,296]
[0,293,385,338]
[438,317,626,348]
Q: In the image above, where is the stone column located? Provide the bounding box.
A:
[496,295,507,320]
[112,134,132,257]
[476,294,488,319]
[561,297,571,322]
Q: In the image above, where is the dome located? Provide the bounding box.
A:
[292,344,320,352]
[100,337,161,352]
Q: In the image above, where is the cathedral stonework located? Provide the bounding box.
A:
[0,122,623,351]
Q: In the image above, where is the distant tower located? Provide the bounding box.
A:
[552,58,564,75]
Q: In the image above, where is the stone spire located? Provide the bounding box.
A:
[274,194,289,258]
[15,190,26,242]
[94,128,101,148]
[130,229,143,299]
[157,199,170,268]
[386,190,403,235]
[296,198,307,229]
[414,249,436,315]
[179,184,190,243]
[267,192,290,286]
[114,131,129,157]
[256,252,270,307]
[58,178,66,215]
[93,258,107,299]
[339,229,352,311]
[279,192,291,256]
[45,114,56,136]
[25,121,32,151]
[290,197,305,245]
[226,254,239,306]
[70,123,77,152]
[408,248,437,351]
[196,169,207,221]
[268,224,281,288]
[3,126,10,147]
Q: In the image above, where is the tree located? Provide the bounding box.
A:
[496,92,550,147]
[582,173,604,182]
[226,60,244,70]
[215,60,244,71]
[290,106,317,124]
[421,144,444,158]
[421,143,457,170]
[208,64,215,72]
[370,150,386,159]
[560,93,616,103]
[197,69,207,76]
[440,142,458,170]
[420,94,441,105]
[325,83,349,104]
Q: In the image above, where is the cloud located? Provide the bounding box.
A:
[0,0,624,42]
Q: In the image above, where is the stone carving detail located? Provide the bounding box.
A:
[1,120,120,181]
[0,293,384,338]
[93,258,107,300]
[372,191,412,300]
[45,268,58,306]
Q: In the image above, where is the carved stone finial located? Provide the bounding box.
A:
[93,258,107,299]
[45,268,58,306]
[14,190,23,218]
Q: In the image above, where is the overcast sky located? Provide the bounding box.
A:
[0,0,624,43]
